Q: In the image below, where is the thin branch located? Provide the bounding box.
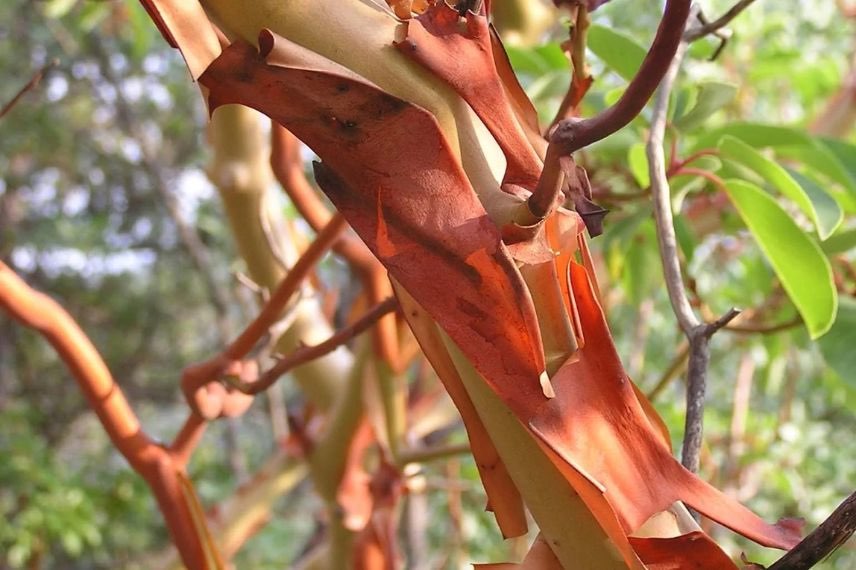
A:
[684,0,758,42]
[648,41,698,335]
[549,0,691,156]
[549,5,593,127]
[271,125,400,367]
[231,296,398,395]
[0,59,57,120]
[0,262,215,569]
[181,215,346,415]
[169,412,208,468]
[396,443,472,467]
[529,0,691,221]
[672,166,727,190]
[645,34,742,474]
[768,491,856,570]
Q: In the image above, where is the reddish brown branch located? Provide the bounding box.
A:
[170,412,208,468]
[672,167,727,191]
[0,262,215,569]
[181,214,347,416]
[270,125,400,368]
[529,0,691,221]
[233,296,399,395]
[549,0,691,156]
[667,149,719,177]
[0,59,57,120]
[768,491,856,570]
[270,125,377,272]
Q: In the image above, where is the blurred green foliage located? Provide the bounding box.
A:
[0,0,854,568]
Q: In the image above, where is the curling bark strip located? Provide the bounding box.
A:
[199,31,549,412]
[396,3,544,187]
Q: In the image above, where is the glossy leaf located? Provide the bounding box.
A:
[818,296,856,391]
[674,82,736,131]
[786,169,844,240]
[820,227,856,255]
[723,180,838,338]
[719,135,842,239]
[695,122,812,150]
[627,143,649,188]
[587,24,647,82]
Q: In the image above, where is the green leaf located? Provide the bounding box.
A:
[627,143,649,188]
[820,227,856,255]
[820,139,856,181]
[786,169,844,240]
[818,297,856,391]
[620,220,659,305]
[670,85,697,122]
[696,122,811,150]
[718,136,842,239]
[776,144,856,199]
[723,180,837,339]
[674,82,737,131]
[587,24,647,82]
[43,0,76,19]
[673,214,696,263]
[506,43,567,76]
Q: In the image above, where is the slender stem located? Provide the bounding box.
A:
[270,125,399,367]
[550,0,691,156]
[223,214,346,361]
[237,296,398,395]
[646,37,743,474]
[680,332,710,473]
[0,59,57,119]
[684,0,759,42]
[270,125,377,273]
[170,412,209,468]
[181,214,347,409]
[768,491,856,570]
[673,166,727,192]
[530,0,691,222]
[648,42,699,335]
[667,149,720,177]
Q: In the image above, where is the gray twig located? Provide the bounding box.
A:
[683,0,758,42]
[645,36,740,474]
[0,59,58,120]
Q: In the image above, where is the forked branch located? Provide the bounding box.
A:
[529,0,691,222]
[0,261,218,569]
[181,214,347,416]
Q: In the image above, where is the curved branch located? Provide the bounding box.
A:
[768,491,856,570]
[233,296,398,395]
[181,214,347,416]
[0,262,216,569]
[549,0,691,156]
[528,0,691,222]
[270,124,377,273]
[270,125,400,368]
[683,0,758,42]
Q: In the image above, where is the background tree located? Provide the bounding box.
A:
[0,0,854,568]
